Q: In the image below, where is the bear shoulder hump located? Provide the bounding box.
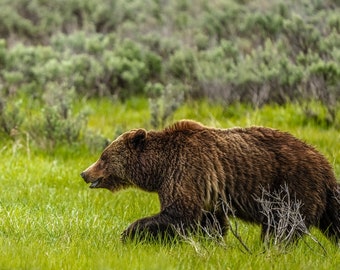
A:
[164,120,205,132]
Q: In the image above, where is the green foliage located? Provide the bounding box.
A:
[168,49,197,81]
[283,14,321,55]
[27,85,88,150]
[202,1,244,41]
[1,33,162,99]
[145,83,185,128]
[0,97,23,138]
[103,39,162,99]
[1,0,340,114]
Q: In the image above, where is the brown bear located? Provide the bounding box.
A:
[81,120,340,244]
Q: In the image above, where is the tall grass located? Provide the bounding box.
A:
[0,99,339,269]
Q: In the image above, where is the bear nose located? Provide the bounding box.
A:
[80,172,86,180]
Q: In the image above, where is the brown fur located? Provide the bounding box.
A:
[81,120,340,243]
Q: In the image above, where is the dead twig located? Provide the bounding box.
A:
[220,198,253,254]
[255,184,326,254]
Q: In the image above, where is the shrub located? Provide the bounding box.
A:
[201,1,244,41]
[283,14,321,56]
[304,60,340,122]
[1,43,57,97]
[27,84,88,149]
[0,97,24,138]
[241,11,284,44]
[167,49,197,81]
[1,33,163,99]
[145,82,185,128]
[101,39,162,99]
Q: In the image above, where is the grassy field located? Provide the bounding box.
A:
[1,98,340,269]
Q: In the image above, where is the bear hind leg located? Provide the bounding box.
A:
[318,188,340,244]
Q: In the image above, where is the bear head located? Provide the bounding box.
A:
[80,128,149,192]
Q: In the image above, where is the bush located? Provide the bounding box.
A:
[145,82,185,128]
[102,39,162,99]
[1,33,162,99]
[0,97,24,138]
[1,0,340,144]
[27,84,88,149]
[168,49,197,81]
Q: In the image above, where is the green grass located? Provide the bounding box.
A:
[1,99,340,269]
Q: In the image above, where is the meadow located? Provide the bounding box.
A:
[1,0,340,269]
[1,98,339,270]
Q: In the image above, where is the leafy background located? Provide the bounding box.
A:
[1,0,340,147]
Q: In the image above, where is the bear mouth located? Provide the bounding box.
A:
[89,177,104,188]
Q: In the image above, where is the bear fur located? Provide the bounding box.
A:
[81,120,340,243]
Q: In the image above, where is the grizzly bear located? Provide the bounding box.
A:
[81,120,340,244]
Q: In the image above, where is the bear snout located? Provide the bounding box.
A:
[80,170,105,189]
[80,171,88,182]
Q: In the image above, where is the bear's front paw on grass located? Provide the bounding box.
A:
[121,219,158,242]
[120,218,177,243]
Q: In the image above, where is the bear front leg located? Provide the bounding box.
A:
[121,203,201,242]
[121,214,176,242]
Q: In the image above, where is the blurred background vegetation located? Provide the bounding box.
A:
[0,0,339,150]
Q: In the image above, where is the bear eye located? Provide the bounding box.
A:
[100,154,108,162]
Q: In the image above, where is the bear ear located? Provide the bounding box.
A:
[128,128,147,149]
